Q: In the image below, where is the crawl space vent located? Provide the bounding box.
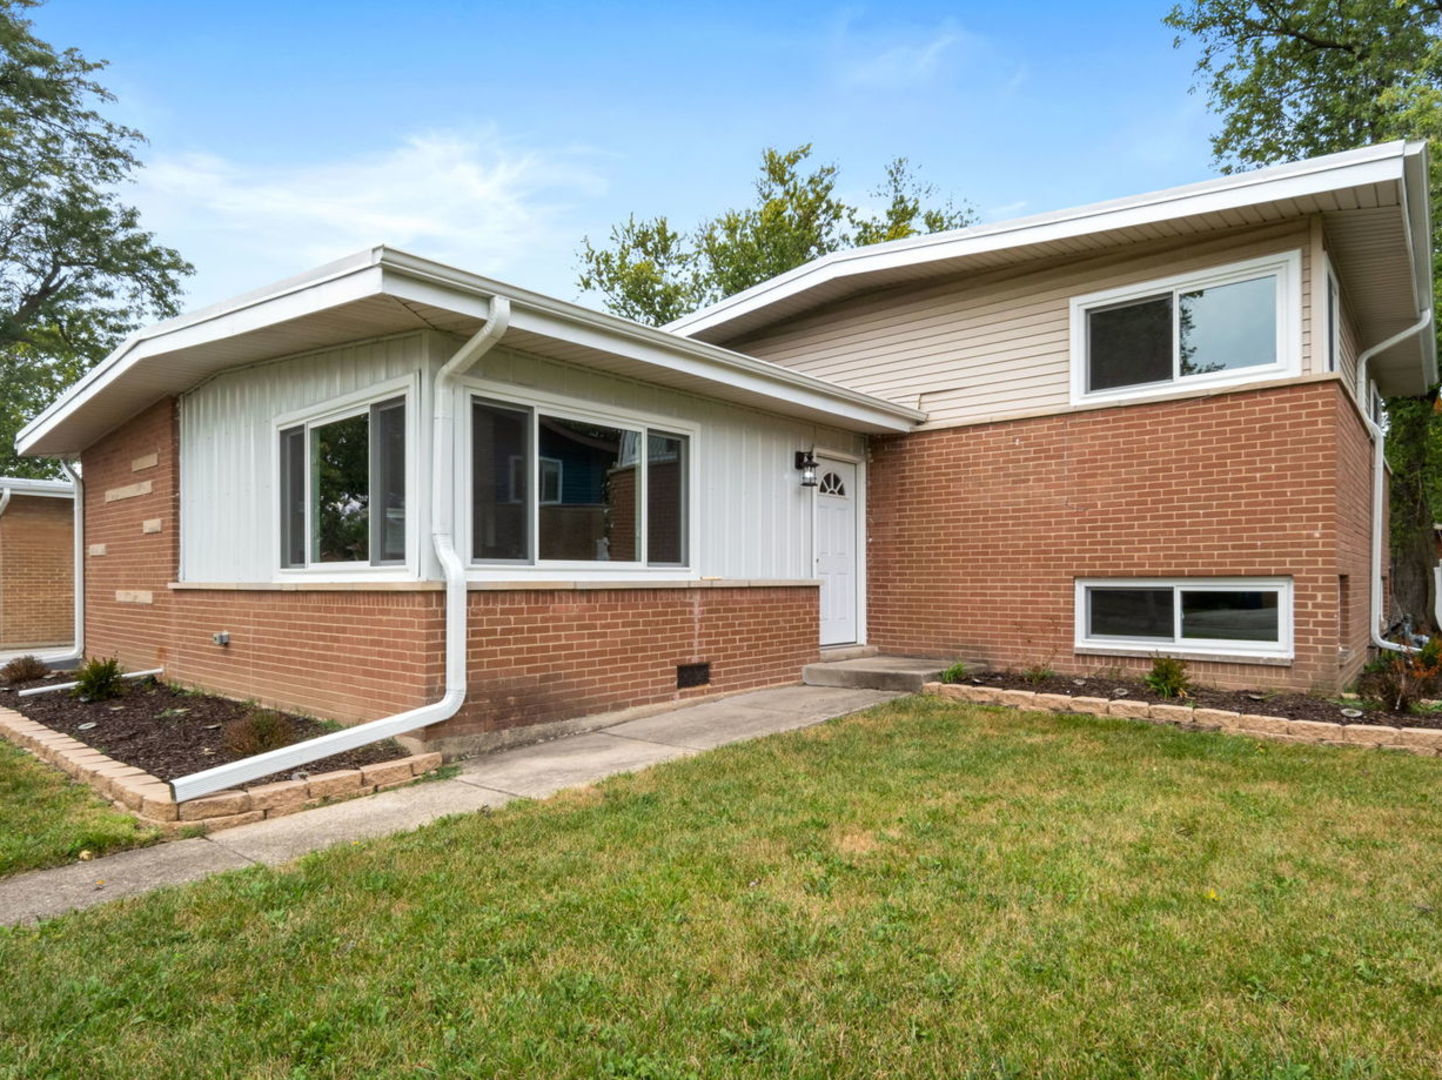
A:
[677,662,711,689]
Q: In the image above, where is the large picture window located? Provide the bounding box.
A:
[1075,578,1292,660]
[472,396,690,567]
[278,395,407,569]
[1071,253,1299,403]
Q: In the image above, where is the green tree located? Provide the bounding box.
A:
[578,144,971,327]
[0,0,191,477]
[1167,0,1442,630]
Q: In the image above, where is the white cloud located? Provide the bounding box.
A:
[133,129,607,310]
[831,14,982,89]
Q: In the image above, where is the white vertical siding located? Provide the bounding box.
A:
[180,332,438,582]
[179,332,860,583]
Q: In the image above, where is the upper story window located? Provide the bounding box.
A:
[471,394,691,568]
[1070,252,1301,405]
[279,395,407,569]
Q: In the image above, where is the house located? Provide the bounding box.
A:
[0,476,74,652]
[12,141,1432,785]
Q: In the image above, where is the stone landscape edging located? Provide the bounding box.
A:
[922,681,1442,755]
[0,704,442,832]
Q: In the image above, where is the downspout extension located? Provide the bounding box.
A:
[1357,308,1433,655]
[168,298,513,801]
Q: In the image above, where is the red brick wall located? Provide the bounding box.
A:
[81,399,817,740]
[867,379,1370,692]
[442,585,818,739]
[0,493,74,647]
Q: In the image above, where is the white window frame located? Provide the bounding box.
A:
[460,376,701,581]
[270,374,420,580]
[1323,252,1342,375]
[1074,577,1294,661]
[1069,251,1303,406]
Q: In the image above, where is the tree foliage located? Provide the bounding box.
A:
[1167,0,1442,629]
[0,0,191,477]
[578,145,972,326]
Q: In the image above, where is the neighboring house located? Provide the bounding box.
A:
[0,477,74,651]
[12,141,1433,761]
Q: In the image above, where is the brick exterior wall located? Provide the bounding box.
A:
[866,378,1374,692]
[80,399,818,744]
[0,493,73,648]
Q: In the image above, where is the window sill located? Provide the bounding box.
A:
[467,578,819,591]
[1074,645,1292,667]
[169,578,819,593]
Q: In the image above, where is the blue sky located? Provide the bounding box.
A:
[32,1,1219,312]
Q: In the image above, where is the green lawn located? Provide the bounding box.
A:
[4,697,1442,1078]
[0,740,159,877]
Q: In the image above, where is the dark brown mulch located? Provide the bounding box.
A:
[968,669,1442,730]
[0,676,406,784]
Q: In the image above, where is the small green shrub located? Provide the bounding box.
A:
[222,709,297,758]
[0,654,49,685]
[71,656,125,701]
[1021,664,1054,686]
[938,661,967,684]
[1144,656,1191,699]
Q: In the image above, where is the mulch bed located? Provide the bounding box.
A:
[969,669,1442,730]
[0,676,406,784]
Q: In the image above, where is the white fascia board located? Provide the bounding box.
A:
[668,141,1417,339]
[1401,140,1438,386]
[16,259,391,456]
[0,476,72,498]
[379,258,924,433]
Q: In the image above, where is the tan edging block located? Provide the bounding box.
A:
[920,684,1440,758]
[115,590,153,604]
[0,704,444,833]
[131,452,158,472]
[141,518,163,534]
[104,480,152,502]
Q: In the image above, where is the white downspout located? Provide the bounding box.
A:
[1357,308,1433,654]
[58,461,84,662]
[169,298,513,801]
[0,485,10,520]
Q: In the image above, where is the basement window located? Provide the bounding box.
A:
[278,395,407,568]
[1074,578,1293,660]
[1070,252,1301,404]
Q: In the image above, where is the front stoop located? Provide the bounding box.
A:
[803,655,949,692]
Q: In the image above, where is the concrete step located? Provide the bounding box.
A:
[802,655,948,692]
[817,643,880,662]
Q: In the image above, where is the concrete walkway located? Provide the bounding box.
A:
[0,684,896,926]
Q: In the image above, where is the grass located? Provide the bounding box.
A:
[4,697,1442,1078]
[0,741,159,877]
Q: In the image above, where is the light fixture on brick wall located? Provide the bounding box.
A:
[794,448,818,487]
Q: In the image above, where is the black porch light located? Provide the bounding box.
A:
[794,448,818,487]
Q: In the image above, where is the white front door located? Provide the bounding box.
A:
[815,458,858,646]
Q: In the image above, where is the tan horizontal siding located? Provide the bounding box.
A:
[730,220,1316,426]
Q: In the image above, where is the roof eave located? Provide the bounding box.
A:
[667,140,1422,343]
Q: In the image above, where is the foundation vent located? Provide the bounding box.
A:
[677,662,711,689]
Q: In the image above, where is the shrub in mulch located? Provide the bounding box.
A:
[970,661,1442,730]
[0,677,406,783]
[0,655,49,686]
[222,710,296,757]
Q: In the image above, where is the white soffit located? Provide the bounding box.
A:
[17,251,923,457]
